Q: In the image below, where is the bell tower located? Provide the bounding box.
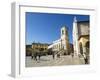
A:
[61,26,69,52]
[73,17,80,55]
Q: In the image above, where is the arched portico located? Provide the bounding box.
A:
[78,36,89,56]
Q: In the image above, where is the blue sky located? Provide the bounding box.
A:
[26,12,89,45]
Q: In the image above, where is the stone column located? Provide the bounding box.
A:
[82,42,87,55]
[83,46,86,53]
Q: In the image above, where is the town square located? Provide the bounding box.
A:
[26,12,89,67]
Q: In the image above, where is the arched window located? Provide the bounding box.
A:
[62,30,64,35]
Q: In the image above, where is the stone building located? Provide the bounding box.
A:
[32,42,49,51]
[73,17,89,56]
[26,43,50,56]
[26,45,32,56]
[48,26,70,54]
[78,21,89,56]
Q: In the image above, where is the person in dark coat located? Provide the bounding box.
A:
[34,52,37,61]
[83,53,88,64]
[52,52,55,59]
[71,53,74,58]
[38,53,41,60]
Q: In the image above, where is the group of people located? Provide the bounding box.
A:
[31,51,61,61]
[31,52,41,61]
[31,51,89,64]
[52,51,61,60]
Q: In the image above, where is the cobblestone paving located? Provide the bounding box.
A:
[25,55,85,67]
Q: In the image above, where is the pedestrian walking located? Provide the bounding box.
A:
[71,53,74,58]
[83,53,88,64]
[57,53,60,58]
[31,53,34,59]
[31,50,34,59]
[52,52,55,59]
[38,53,41,60]
[34,53,37,61]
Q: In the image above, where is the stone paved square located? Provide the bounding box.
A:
[26,55,85,67]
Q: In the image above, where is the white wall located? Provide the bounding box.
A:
[0,0,100,80]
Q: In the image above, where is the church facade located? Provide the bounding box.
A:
[48,26,70,54]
